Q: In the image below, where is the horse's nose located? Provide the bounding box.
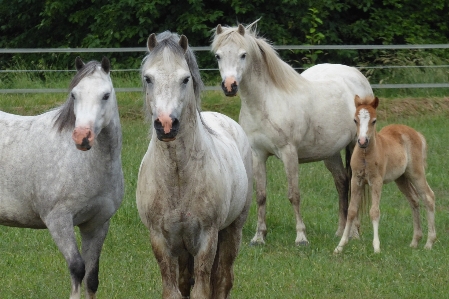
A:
[154,114,180,142]
[72,127,95,151]
[357,136,369,148]
[221,76,238,97]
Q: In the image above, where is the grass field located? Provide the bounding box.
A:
[1,88,449,298]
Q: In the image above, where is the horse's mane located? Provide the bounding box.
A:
[141,31,204,109]
[211,20,304,93]
[53,60,102,132]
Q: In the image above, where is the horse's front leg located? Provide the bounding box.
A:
[250,150,268,245]
[191,227,219,299]
[150,232,182,299]
[334,178,363,254]
[370,178,383,253]
[279,145,307,245]
[43,210,85,299]
[79,220,110,299]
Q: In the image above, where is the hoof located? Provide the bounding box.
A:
[250,238,265,246]
[295,240,309,246]
[333,247,343,254]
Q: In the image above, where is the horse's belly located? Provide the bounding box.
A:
[0,196,45,228]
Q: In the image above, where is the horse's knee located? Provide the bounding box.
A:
[370,207,380,220]
[347,206,358,220]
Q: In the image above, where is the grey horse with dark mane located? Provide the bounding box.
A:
[0,57,124,299]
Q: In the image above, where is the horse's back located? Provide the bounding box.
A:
[201,111,252,163]
[379,124,427,180]
[201,111,253,226]
[302,63,373,98]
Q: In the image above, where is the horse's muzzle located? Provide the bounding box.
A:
[154,116,180,142]
[357,137,369,148]
[221,78,238,97]
[72,127,94,151]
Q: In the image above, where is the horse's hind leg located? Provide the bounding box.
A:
[324,151,359,238]
[250,150,269,245]
[79,220,110,299]
[44,211,85,299]
[409,175,436,249]
[394,176,423,248]
[211,220,243,299]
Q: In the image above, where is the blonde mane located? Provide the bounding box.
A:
[212,20,304,93]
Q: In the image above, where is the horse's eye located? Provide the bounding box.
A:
[182,76,190,85]
[102,93,110,101]
[241,53,247,59]
[372,119,377,124]
[144,76,152,84]
[70,92,75,100]
[215,54,220,60]
[353,119,357,124]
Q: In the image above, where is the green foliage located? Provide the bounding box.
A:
[0,1,448,73]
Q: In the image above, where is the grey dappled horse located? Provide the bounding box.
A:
[0,57,124,299]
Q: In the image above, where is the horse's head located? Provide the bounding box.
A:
[141,31,203,142]
[70,57,116,151]
[354,95,379,148]
[212,20,267,97]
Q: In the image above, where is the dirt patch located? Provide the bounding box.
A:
[377,97,449,119]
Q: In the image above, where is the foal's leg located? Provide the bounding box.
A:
[250,150,269,245]
[410,176,436,249]
[44,211,84,299]
[370,178,383,253]
[79,220,110,299]
[394,176,423,248]
[211,220,243,299]
[323,152,359,238]
[334,179,363,254]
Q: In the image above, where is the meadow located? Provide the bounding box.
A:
[1,80,449,298]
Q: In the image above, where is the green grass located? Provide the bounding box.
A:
[1,90,449,298]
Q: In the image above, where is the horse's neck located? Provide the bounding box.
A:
[96,113,122,158]
[240,57,308,108]
[154,108,208,170]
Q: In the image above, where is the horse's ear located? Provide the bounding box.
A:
[371,96,379,109]
[179,35,188,53]
[147,33,157,51]
[101,56,110,74]
[354,95,362,107]
[75,56,85,71]
[238,24,245,36]
[216,24,223,35]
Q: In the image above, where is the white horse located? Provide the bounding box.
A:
[136,32,252,299]
[212,20,374,245]
[0,57,124,299]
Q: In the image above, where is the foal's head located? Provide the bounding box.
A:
[354,95,379,148]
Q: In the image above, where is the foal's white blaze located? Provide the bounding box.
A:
[357,108,371,146]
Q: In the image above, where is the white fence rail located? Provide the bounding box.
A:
[1,44,449,93]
